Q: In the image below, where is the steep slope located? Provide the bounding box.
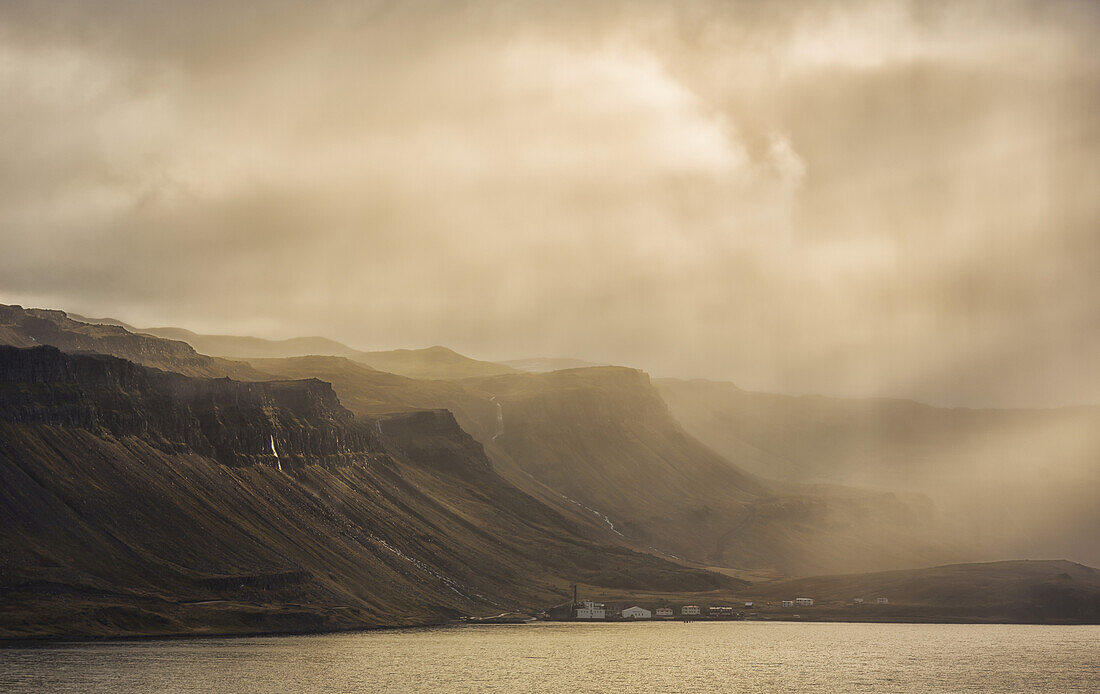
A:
[250,357,960,576]
[0,346,732,639]
[458,368,958,576]
[0,304,267,381]
[656,378,1100,566]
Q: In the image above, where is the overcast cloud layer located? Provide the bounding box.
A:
[1,0,1098,407]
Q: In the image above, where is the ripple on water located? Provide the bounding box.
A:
[1,622,1098,693]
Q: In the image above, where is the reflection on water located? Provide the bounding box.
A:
[1,622,1097,693]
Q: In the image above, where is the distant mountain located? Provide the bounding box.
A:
[358,345,517,380]
[0,345,731,639]
[502,357,607,372]
[72,319,518,380]
[458,367,961,576]
[252,357,962,576]
[656,378,1100,566]
[743,560,1100,623]
[0,304,267,381]
[138,327,363,362]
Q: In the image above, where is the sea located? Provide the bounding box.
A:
[2,621,1097,693]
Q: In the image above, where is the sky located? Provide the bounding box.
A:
[1,0,1098,407]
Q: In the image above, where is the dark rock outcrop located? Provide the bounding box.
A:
[376,409,493,475]
[0,345,737,639]
[0,304,267,380]
[0,345,383,469]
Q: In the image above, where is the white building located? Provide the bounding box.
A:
[781,600,794,608]
[744,601,754,608]
[853,598,864,604]
[575,601,605,619]
[795,597,814,607]
[622,606,652,619]
[681,605,701,616]
[876,597,889,605]
[655,607,674,618]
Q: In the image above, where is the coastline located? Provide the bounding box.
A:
[6,612,1100,647]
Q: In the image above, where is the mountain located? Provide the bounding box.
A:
[356,345,517,380]
[0,304,267,381]
[458,368,960,576]
[655,378,1100,566]
[502,357,607,372]
[250,357,962,576]
[741,560,1100,623]
[0,345,732,639]
[247,356,493,429]
[71,318,518,380]
[133,327,363,362]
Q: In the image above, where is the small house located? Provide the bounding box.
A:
[655,607,674,618]
[876,597,889,605]
[795,597,814,607]
[781,600,794,608]
[622,606,652,619]
[744,601,753,608]
[853,598,864,604]
[575,600,605,619]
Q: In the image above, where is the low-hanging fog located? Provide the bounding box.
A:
[2,0,1098,409]
[2,1,1099,564]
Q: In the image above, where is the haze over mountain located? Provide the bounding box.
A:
[250,355,962,576]
[502,358,608,373]
[1,0,1098,644]
[3,1,1099,408]
[741,560,1100,624]
[0,304,267,381]
[3,305,1099,636]
[656,378,1100,567]
[70,315,517,380]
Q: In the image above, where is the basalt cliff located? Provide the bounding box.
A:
[0,345,731,639]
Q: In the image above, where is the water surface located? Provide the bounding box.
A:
[2,622,1097,693]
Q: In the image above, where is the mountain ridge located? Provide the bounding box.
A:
[0,345,736,639]
[66,315,517,380]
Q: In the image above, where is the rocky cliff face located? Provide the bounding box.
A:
[0,345,384,469]
[0,304,267,380]
[0,345,736,639]
[376,409,493,475]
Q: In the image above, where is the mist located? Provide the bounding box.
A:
[2,0,1099,407]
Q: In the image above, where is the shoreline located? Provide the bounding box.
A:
[0,619,458,648]
[5,614,1098,647]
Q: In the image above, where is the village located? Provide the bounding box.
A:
[544,588,890,622]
